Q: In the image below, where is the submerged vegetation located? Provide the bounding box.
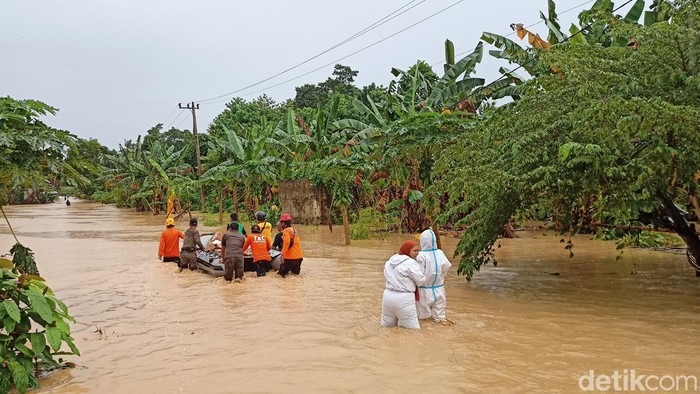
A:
[2,0,699,289]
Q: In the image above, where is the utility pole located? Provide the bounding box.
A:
[179,102,205,210]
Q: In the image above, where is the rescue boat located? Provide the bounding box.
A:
[195,233,282,277]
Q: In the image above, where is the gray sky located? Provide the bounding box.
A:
[1,0,643,148]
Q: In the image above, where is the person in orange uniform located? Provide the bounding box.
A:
[242,224,272,277]
[278,213,303,277]
[158,217,184,264]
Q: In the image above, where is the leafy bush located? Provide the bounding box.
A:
[349,208,393,240]
[256,202,280,226]
[200,212,222,227]
[0,258,79,394]
[349,224,370,240]
[594,228,684,249]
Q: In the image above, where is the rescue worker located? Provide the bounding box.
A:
[278,213,303,277]
[416,228,452,323]
[255,211,273,243]
[179,218,205,271]
[380,240,426,329]
[229,213,247,236]
[158,217,184,264]
[242,224,272,277]
[221,221,246,282]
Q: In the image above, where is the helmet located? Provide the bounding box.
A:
[255,211,266,222]
[165,217,175,226]
[280,213,292,222]
[251,224,261,233]
[189,218,198,226]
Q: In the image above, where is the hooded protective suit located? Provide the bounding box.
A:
[416,229,451,321]
[380,254,426,329]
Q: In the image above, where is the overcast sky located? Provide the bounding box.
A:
[1,0,644,148]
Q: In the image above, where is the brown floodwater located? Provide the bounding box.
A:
[1,200,699,393]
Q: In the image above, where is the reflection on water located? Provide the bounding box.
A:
[0,200,698,393]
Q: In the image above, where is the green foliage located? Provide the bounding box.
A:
[200,212,222,227]
[391,60,439,109]
[8,244,39,276]
[436,1,700,279]
[0,261,79,393]
[294,64,362,111]
[208,95,285,139]
[349,208,394,240]
[102,135,195,211]
[64,137,111,198]
[257,202,281,226]
[426,43,483,110]
[594,228,683,249]
[359,83,390,111]
[0,97,88,205]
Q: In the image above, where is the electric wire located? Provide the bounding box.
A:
[194,0,425,104]
[177,0,632,129]
[164,109,185,130]
[202,0,590,105]
[161,106,179,126]
[199,0,466,105]
[175,112,190,129]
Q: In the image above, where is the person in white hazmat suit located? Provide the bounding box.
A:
[380,240,426,329]
[416,228,451,322]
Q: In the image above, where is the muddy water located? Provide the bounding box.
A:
[1,200,699,393]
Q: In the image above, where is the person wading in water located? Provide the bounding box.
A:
[221,221,246,282]
[380,240,426,329]
[158,217,184,265]
[278,213,303,277]
[179,218,205,272]
[242,224,272,277]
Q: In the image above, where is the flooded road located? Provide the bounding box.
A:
[1,200,699,393]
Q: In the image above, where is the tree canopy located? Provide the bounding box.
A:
[435,1,700,278]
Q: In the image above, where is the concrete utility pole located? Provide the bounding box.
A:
[178,102,205,210]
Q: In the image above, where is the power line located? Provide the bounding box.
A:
[161,106,178,126]
[201,0,593,107]
[174,111,189,129]
[200,0,466,105]
[194,0,426,104]
[165,109,185,129]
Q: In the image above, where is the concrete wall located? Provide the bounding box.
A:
[278,179,330,225]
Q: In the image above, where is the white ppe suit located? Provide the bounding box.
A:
[380,254,426,329]
[416,229,451,322]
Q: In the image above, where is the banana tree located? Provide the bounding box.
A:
[104,137,190,212]
[271,108,315,179]
[304,147,374,245]
[375,43,516,234]
[204,119,290,217]
[483,0,670,71]
[203,123,245,219]
[236,120,287,211]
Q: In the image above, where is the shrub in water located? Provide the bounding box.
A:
[0,255,79,394]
